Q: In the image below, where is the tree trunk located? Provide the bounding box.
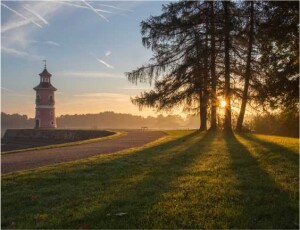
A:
[194,30,207,131]
[236,1,254,132]
[200,9,210,131]
[209,1,217,131]
[199,89,207,131]
[223,1,232,132]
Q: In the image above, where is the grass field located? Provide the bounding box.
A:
[2,131,299,229]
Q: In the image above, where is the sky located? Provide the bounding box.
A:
[1,0,179,118]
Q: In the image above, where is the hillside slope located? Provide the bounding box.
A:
[2,131,299,229]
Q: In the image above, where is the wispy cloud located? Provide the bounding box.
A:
[74,92,128,98]
[1,3,27,20]
[94,3,133,12]
[81,0,109,22]
[1,87,32,97]
[1,46,44,60]
[44,41,60,46]
[105,50,111,56]
[57,71,122,79]
[1,87,15,93]
[30,40,60,47]
[1,20,29,33]
[72,92,130,103]
[2,2,63,34]
[120,86,152,90]
[58,1,122,15]
[59,1,87,9]
[58,1,130,16]
[97,59,114,69]
[74,46,114,69]
[23,5,49,25]
[2,36,60,47]
[2,1,64,60]
[1,2,43,30]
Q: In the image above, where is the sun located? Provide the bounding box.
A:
[220,100,227,108]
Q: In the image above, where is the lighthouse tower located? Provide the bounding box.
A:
[34,61,57,129]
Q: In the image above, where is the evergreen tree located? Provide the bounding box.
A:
[222,1,233,132]
[236,1,255,132]
[257,1,299,109]
[126,1,298,133]
[209,1,217,131]
[126,1,211,130]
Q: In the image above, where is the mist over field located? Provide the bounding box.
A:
[1,111,198,133]
[2,110,298,138]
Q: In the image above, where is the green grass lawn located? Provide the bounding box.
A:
[2,131,299,229]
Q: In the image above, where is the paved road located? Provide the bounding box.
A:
[1,130,166,174]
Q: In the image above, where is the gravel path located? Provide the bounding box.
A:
[1,130,166,174]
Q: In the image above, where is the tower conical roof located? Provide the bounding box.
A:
[39,68,52,77]
[34,82,57,91]
[35,65,56,91]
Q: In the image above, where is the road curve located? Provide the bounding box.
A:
[1,130,166,174]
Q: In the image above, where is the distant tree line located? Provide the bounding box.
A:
[251,108,299,137]
[57,112,189,129]
[2,111,298,137]
[1,112,199,133]
[126,1,299,133]
[1,113,34,134]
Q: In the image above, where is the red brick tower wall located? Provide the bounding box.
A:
[34,66,57,129]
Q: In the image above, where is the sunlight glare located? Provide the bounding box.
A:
[220,100,227,108]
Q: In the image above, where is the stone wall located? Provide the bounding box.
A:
[3,129,115,141]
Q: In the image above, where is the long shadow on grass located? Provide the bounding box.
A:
[224,133,298,229]
[60,131,216,229]
[238,133,299,165]
[2,131,211,229]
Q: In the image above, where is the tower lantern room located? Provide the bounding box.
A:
[33,61,57,129]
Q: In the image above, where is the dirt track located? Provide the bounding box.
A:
[1,130,166,174]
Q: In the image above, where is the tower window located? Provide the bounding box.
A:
[35,119,40,129]
[49,95,54,104]
[36,95,40,104]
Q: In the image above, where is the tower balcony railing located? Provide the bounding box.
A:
[35,99,55,105]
